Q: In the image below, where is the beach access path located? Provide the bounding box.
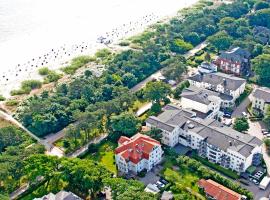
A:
[130,41,208,93]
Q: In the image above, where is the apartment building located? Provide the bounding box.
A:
[115,133,163,174]
[251,87,270,116]
[180,86,222,119]
[146,104,262,172]
[214,47,250,76]
[188,72,246,107]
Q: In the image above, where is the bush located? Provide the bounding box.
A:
[11,80,42,96]
[95,49,111,58]
[44,71,62,83]
[38,67,50,76]
[119,41,130,46]
[5,99,19,106]
[0,95,6,101]
[191,152,239,179]
[137,169,147,177]
[62,56,92,74]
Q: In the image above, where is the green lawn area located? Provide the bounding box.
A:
[163,167,205,200]
[84,141,117,174]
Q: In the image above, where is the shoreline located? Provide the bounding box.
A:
[0,0,198,98]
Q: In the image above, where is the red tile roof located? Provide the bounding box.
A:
[115,133,161,164]
[198,179,241,200]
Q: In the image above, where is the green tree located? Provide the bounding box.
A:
[144,81,171,103]
[170,39,193,54]
[233,117,249,132]
[252,54,270,86]
[254,1,270,11]
[263,106,270,129]
[110,112,140,137]
[207,31,233,52]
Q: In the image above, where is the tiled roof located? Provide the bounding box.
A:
[198,179,241,200]
[115,133,160,164]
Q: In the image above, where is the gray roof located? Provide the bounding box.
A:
[253,87,270,103]
[181,117,262,158]
[147,104,262,157]
[146,104,196,132]
[188,72,246,93]
[181,85,232,104]
[219,47,250,63]
[34,191,82,200]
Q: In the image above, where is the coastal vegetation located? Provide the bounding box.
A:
[61,56,93,74]
[0,125,45,195]
[10,80,42,96]
[38,67,62,83]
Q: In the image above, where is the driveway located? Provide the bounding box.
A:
[241,181,270,200]
[138,165,162,185]
[232,94,251,118]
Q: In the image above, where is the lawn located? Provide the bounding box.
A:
[84,141,117,174]
[163,167,205,200]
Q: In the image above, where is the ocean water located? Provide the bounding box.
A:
[0,0,197,95]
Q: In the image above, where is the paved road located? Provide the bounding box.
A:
[232,94,251,118]
[130,41,208,93]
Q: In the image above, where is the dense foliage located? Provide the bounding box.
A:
[233,117,250,132]
[23,155,156,199]
[0,126,45,195]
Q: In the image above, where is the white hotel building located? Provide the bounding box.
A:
[115,133,163,174]
[146,104,262,172]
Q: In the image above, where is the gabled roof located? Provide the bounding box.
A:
[253,87,270,103]
[146,104,196,132]
[115,133,161,164]
[188,72,246,92]
[218,47,250,63]
[198,179,241,200]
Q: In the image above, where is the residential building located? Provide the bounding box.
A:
[146,104,262,172]
[214,47,251,76]
[253,26,270,45]
[251,87,270,116]
[180,85,222,119]
[198,62,217,74]
[198,179,243,200]
[115,133,163,174]
[34,191,82,200]
[188,72,246,107]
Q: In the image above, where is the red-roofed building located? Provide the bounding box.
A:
[115,133,163,174]
[198,179,243,200]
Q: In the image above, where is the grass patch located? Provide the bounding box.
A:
[61,56,92,75]
[83,141,117,174]
[10,80,42,96]
[191,152,239,179]
[0,117,13,128]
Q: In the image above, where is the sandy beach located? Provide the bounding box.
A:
[0,0,198,97]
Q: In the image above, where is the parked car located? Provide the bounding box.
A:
[156,181,165,189]
[253,179,259,185]
[242,112,248,117]
[262,129,269,135]
[159,178,169,185]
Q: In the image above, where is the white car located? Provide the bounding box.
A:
[242,112,248,117]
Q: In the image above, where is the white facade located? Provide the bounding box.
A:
[188,78,246,107]
[181,95,221,119]
[115,135,163,174]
